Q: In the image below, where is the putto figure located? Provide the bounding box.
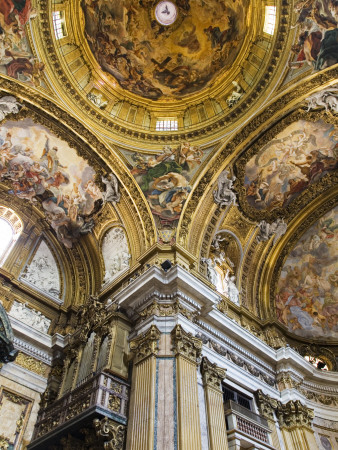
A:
[213,170,237,207]
[102,173,121,203]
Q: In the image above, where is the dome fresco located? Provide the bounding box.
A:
[82,0,249,100]
[276,206,338,340]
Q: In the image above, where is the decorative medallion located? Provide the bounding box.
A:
[155,1,178,26]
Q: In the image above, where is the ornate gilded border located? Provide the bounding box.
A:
[177,69,338,245]
[33,0,292,143]
[235,109,338,222]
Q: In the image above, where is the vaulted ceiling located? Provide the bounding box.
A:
[0,0,337,352]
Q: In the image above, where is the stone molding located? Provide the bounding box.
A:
[171,324,202,364]
[201,356,226,391]
[129,325,161,364]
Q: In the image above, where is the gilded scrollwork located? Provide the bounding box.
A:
[14,352,48,377]
[93,417,125,450]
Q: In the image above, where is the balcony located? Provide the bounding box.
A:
[29,371,129,449]
[225,400,274,449]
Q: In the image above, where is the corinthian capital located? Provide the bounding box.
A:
[255,389,278,420]
[201,357,226,391]
[129,325,161,364]
[277,400,314,429]
[171,325,202,364]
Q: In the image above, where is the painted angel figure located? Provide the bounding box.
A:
[102,173,121,203]
[213,170,237,207]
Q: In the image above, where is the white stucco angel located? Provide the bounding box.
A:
[201,257,218,286]
[256,218,287,245]
[213,170,237,207]
[102,173,121,203]
[223,270,240,305]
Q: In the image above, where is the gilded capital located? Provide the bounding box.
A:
[255,389,278,420]
[277,400,314,429]
[129,324,161,364]
[171,325,202,364]
[201,357,226,390]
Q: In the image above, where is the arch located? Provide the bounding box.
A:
[0,206,23,265]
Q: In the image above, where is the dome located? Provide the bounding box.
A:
[82,0,250,100]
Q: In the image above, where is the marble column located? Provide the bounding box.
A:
[276,400,317,450]
[126,325,161,450]
[171,324,203,450]
[201,357,228,450]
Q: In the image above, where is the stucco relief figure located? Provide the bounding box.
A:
[0,96,22,120]
[102,227,130,285]
[306,87,338,113]
[20,240,61,299]
[201,257,218,285]
[10,300,51,333]
[213,170,237,207]
[226,81,244,108]
[223,269,240,305]
[256,218,287,245]
[101,173,121,204]
[276,206,338,339]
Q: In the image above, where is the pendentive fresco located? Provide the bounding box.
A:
[245,119,337,211]
[276,206,338,339]
[0,119,103,248]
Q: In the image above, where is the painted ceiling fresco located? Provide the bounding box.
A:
[0,0,44,86]
[122,142,213,236]
[245,119,338,211]
[0,119,102,247]
[82,0,249,100]
[276,206,338,339]
[290,0,338,71]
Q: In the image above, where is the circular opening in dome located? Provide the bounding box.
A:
[155,1,178,26]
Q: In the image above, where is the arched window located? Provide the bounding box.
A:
[0,206,23,265]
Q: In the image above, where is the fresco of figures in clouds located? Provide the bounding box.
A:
[0,119,103,247]
[82,0,249,100]
[291,0,338,71]
[276,206,338,339]
[0,0,44,86]
[122,142,213,231]
[245,120,338,211]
